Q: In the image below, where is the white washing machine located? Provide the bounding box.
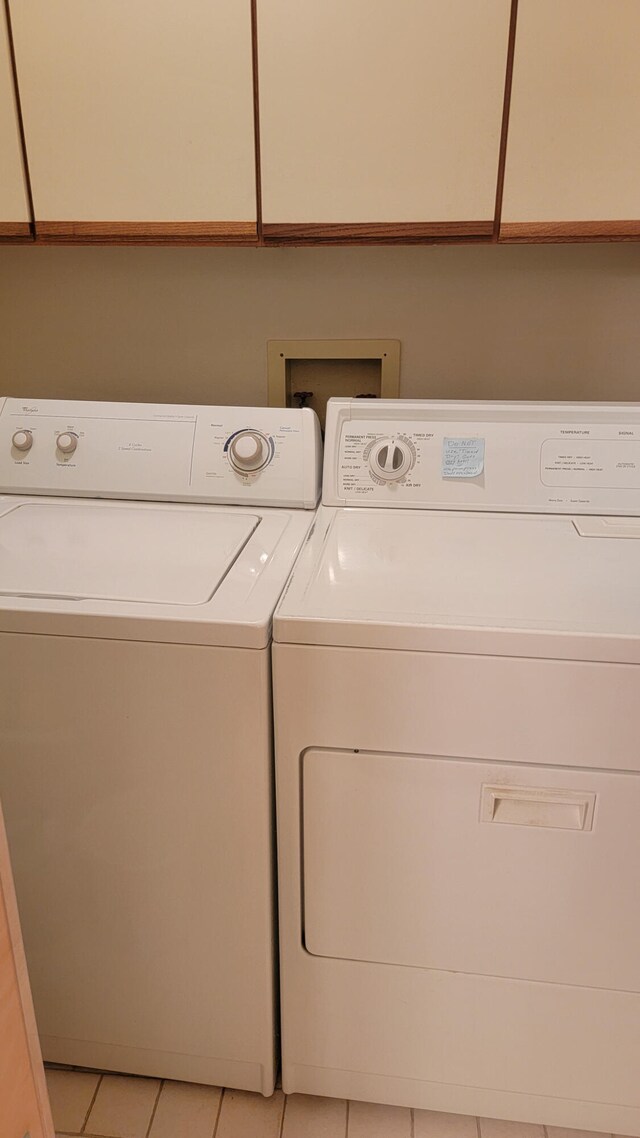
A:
[0,396,321,1094]
[273,397,640,1133]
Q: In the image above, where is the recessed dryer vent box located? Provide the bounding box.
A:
[267,339,400,429]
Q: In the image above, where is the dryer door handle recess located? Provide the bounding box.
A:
[480,784,596,831]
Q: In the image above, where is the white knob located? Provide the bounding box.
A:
[12,429,33,452]
[229,431,268,471]
[57,432,78,455]
[369,438,412,482]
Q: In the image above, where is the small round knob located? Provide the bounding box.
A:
[57,431,78,455]
[228,431,269,472]
[369,438,412,482]
[12,429,33,452]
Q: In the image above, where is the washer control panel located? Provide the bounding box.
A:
[0,399,321,508]
[324,397,640,515]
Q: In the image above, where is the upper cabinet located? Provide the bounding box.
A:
[257,0,512,242]
[0,4,30,236]
[8,0,258,242]
[501,0,640,240]
[4,1,640,246]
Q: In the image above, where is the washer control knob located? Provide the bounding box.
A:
[57,431,78,455]
[12,429,33,452]
[369,438,412,482]
[228,431,269,472]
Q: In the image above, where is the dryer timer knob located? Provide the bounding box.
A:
[369,438,412,482]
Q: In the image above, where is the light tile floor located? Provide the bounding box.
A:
[45,1067,621,1138]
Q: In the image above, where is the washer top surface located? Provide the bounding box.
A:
[0,500,259,604]
[0,494,315,648]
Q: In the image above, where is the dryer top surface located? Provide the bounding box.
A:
[274,505,640,663]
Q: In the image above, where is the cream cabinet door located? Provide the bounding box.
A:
[502,0,640,239]
[0,4,30,236]
[257,0,512,239]
[9,0,257,240]
[1,803,54,1138]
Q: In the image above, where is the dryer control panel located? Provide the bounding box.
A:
[324,397,640,515]
[0,399,322,508]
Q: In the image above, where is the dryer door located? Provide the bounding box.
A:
[302,748,640,991]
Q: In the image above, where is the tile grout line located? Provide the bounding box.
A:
[410,1106,415,1138]
[211,1084,226,1138]
[476,1116,483,1138]
[278,1091,288,1138]
[80,1072,103,1134]
[345,1099,350,1138]
[143,1078,164,1138]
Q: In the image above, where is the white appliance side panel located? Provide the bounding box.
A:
[0,399,321,508]
[0,633,276,1092]
[303,749,640,991]
[323,398,640,514]
[273,643,640,1122]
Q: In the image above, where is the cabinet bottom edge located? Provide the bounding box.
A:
[262,221,494,244]
[34,221,258,245]
[500,220,640,242]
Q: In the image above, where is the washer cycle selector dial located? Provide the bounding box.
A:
[369,437,413,482]
[12,429,33,452]
[56,431,78,455]
[228,430,271,473]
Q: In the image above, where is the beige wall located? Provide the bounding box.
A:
[1,243,639,405]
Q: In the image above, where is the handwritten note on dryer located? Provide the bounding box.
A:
[442,437,485,478]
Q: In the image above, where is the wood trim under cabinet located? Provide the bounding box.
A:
[263,221,494,245]
[35,221,258,245]
[0,221,31,238]
[500,220,640,242]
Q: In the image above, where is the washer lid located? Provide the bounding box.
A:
[274,506,640,663]
[0,501,260,604]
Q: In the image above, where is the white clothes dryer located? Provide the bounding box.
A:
[0,396,321,1094]
[273,397,640,1132]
